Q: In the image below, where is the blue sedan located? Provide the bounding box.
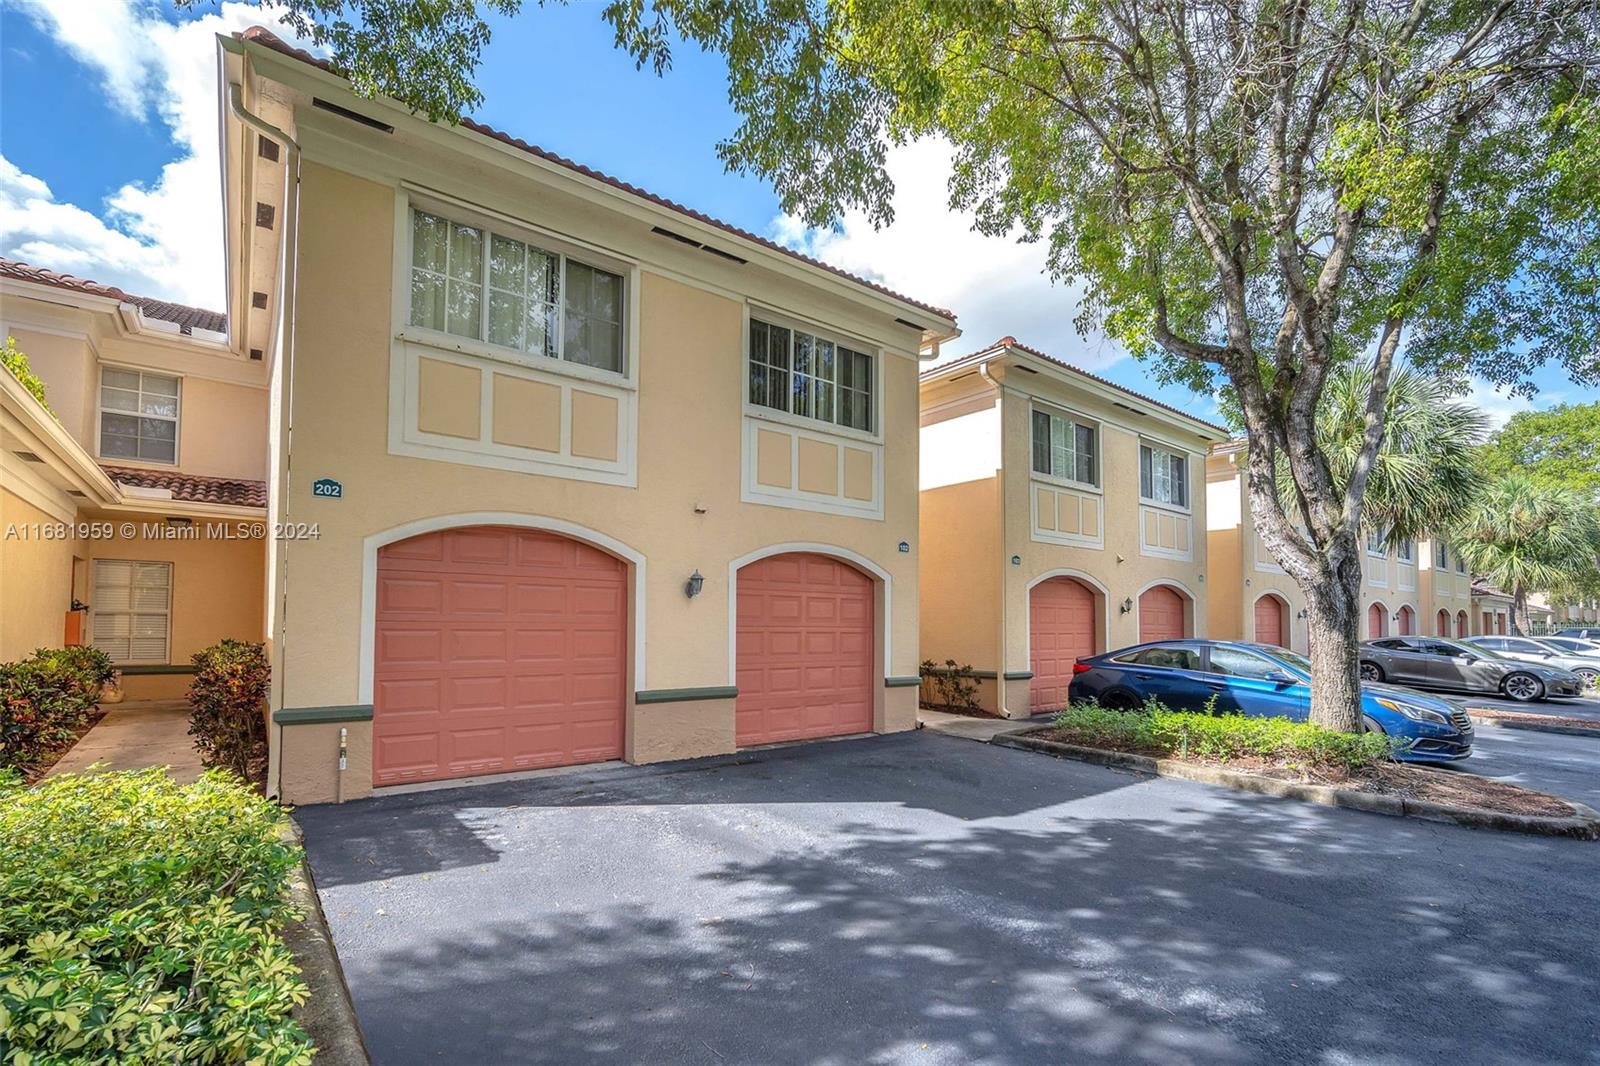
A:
[1067,640,1473,762]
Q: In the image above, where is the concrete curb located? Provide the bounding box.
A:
[991,730,1600,840]
[1467,714,1600,739]
[279,820,373,1065]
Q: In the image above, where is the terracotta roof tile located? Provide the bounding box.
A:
[236,26,956,326]
[0,258,226,334]
[102,465,267,509]
[931,336,1230,436]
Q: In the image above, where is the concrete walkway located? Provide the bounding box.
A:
[46,700,204,783]
[917,707,1050,741]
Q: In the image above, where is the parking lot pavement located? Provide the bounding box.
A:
[297,731,1600,1066]
[1457,723,1600,809]
[1451,691,1600,723]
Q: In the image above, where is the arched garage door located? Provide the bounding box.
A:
[1138,585,1188,642]
[1368,603,1387,639]
[1437,609,1450,636]
[735,553,873,747]
[1397,605,1415,636]
[1030,577,1097,713]
[372,526,627,786]
[1254,595,1288,647]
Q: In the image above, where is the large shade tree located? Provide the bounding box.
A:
[216,0,1600,730]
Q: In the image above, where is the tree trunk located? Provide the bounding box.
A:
[1512,583,1532,636]
[1303,552,1366,733]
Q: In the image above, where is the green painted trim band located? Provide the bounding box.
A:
[118,664,195,675]
[885,676,922,688]
[274,705,374,725]
[1003,671,1036,680]
[634,686,738,705]
[923,667,999,680]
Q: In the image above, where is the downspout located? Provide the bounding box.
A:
[230,80,302,800]
[976,360,1014,718]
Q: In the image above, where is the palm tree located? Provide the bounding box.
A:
[1279,362,1490,547]
[1450,475,1600,635]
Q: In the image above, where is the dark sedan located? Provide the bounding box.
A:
[1359,635,1583,702]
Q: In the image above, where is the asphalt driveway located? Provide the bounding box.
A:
[297,730,1600,1066]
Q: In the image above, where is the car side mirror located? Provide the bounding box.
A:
[1265,671,1297,686]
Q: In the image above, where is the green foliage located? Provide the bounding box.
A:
[2,335,48,411]
[1054,700,1398,772]
[918,659,983,713]
[1478,403,1600,498]
[1450,473,1600,611]
[0,769,311,1065]
[188,640,271,786]
[0,648,111,771]
[1292,362,1489,545]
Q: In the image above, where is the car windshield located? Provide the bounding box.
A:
[1458,639,1513,660]
[1245,644,1311,676]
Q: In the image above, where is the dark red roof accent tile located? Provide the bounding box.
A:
[0,258,226,334]
[102,465,267,509]
[931,336,1229,435]
[236,26,955,325]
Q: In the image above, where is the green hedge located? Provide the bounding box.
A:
[188,640,271,785]
[1054,700,1399,770]
[0,768,312,1064]
[1,646,115,771]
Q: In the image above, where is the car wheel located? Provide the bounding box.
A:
[1361,715,1386,735]
[1358,661,1384,683]
[1102,691,1140,712]
[1575,668,1598,691]
[1502,672,1544,702]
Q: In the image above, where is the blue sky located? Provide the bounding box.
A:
[1,0,1590,425]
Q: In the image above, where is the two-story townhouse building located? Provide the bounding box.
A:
[219,28,959,803]
[0,260,269,699]
[919,338,1227,718]
[1419,536,1473,638]
[1204,442,1309,652]
[1359,525,1422,639]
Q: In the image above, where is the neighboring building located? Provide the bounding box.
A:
[219,28,959,803]
[1419,536,1473,638]
[1472,581,1514,635]
[1358,525,1421,640]
[0,259,268,698]
[1205,442,1307,652]
[919,338,1227,718]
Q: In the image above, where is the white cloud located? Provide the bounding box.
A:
[770,138,1126,369]
[1463,378,1562,431]
[1,1,300,310]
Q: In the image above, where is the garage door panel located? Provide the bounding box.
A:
[374,527,626,787]
[1139,586,1188,643]
[736,553,873,747]
[1029,578,1097,714]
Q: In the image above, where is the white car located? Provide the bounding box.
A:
[1466,635,1600,689]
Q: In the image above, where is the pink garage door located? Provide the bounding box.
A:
[1030,578,1096,713]
[1139,585,1188,642]
[736,553,873,747]
[1254,595,1286,647]
[1437,609,1450,636]
[372,527,627,787]
[1457,611,1469,638]
[1368,603,1387,638]
[1397,606,1414,635]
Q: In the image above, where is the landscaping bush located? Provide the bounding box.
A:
[0,768,312,1064]
[2,334,49,410]
[0,646,112,771]
[1054,700,1399,771]
[188,640,270,785]
[919,659,984,713]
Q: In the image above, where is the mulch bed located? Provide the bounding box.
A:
[920,702,1004,720]
[17,710,108,784]
[1034,727,1577,818]
[1467,707,1600,731]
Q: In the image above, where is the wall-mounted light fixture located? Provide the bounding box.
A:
[684,570,704,598]
[1296,609,1307,620]
[1119,597,1133,615]
[1011,555,1022,566]
[898,541,910,553]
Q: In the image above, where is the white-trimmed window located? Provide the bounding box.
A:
[1434,542,1448,568]
[1031,408,1098,486]
[1139,444,1188,508]
[91,560,171,664]
[99,369,179,464]
[1367,527,1388,556]
[408,208,625,374]
[748,317,874,433]
[1398,539,1414,563]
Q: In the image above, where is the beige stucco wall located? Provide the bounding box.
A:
[1203,451,1309,651]
[918,475,1001,673]
[0,488,78,662]
[2,326,97,445]
[269,161,925,802]
[169,376,269,480]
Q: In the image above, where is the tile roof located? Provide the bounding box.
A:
[102,465,267,509]
[235,26,957,326]
[931,336,1230,436]
[0,257,227,335]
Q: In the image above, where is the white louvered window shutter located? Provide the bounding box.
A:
[92,560,171,664]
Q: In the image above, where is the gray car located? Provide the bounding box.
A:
[1358,635,1584,702]
[1465,635,1600,690]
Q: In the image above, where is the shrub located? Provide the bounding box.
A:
[0,646,111,771]
[919,659,984,712]
[2,335,48,410]
[1053,699,1398,772]
[188,640,270,785]
[0,768,312,1064]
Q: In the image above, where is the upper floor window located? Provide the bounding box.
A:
[1139,444,1188,508]
[1434,542,1448,568]
[1456,554,1467,574]
[1366,526,1388,556]
[748,318,874,433]
[408,208,625,374]
[1398,539,1414,563]
[100,368,178,464]
[1031,408,1098,486]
